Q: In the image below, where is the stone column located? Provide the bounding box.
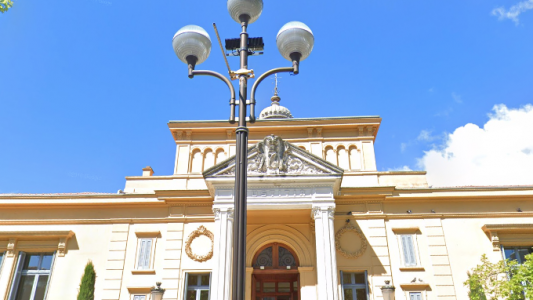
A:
[211,207,234,300]
[312,206,339,300]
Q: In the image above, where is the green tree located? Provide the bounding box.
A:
[0,0,13,13]
[506,252,533,300]
[465,253,533,300]
[77,261,96,300]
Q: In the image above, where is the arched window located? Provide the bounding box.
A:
[215,149,227,164]
[204,149,215,170]
[337,146,349,170]
[190,150,203,173]
[349,146,361,170]
[298,146,306,151]
[325,146,337,165]
[252,243,299,269]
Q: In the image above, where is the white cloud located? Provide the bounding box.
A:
[388,166,413,171]
[452,92,463,104]
[417,104,533,187]
[401,142,408,152]
[417,130,439,142]
[492,0,533,24]
[435,107,453,117]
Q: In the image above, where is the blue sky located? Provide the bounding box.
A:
[1,0,532,193]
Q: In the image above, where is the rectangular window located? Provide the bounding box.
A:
[400,234,418,267]
[410,292,422,300]
[502,246,533,264]
[185,273,211,300]
[132,295,146,300]
[9,252,55,300]
[136,238,153,270]
[0,251,5,270]
[340,271,368,300]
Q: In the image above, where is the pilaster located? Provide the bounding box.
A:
[211,207,234,300]
[312,205,340,300]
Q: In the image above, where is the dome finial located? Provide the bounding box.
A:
[259,74,293,119]
[271,74,281,106]
[274,74,280,96]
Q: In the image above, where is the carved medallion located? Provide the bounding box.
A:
[335,222,368,259]
[185,226,214,262]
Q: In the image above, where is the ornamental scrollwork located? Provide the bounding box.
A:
[185,226,214,262]
[218,135,327,176]
[335,221,368,259]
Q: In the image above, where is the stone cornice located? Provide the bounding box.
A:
[0,230,75,257]
[0,230,74,239]
[349,212,533,219]
[483,223,533,232]
[399,283,431,289]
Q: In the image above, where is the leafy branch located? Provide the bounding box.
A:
[0,0,13,13]
[465,253,533,300]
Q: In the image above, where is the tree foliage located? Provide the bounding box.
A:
[0,0,13,13]
[78,261,96,300]
[465,253,533,300]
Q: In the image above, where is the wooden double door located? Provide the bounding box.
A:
[252,272,299,300]
[252,243,300,300]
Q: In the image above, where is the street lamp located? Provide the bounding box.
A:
[150,282,165,300]
[381,280,396,300]
[172,1,314,299]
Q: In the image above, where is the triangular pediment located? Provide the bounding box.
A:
[203,135,344,178]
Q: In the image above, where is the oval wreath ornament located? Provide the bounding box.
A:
[185,225,214,262]
[335,221,368,259]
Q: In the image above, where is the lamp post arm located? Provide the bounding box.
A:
[191,70,237,124]
[249,66,295,123]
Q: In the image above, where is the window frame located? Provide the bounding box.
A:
[8,251,56,300]
[409,292,423,300]
[135,237,156,270]
[131,295,147,300]
[0,251,5,273]
[501,245,533,264]
[340,270,369,300]
[184,272,212,300]
[398,234,420,267]
[252,243,299,270]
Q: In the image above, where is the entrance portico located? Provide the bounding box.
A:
[205,135,343,300]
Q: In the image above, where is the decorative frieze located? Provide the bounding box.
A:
[249,187,313,199]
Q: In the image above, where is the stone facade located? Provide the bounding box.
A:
[0,115,532,300]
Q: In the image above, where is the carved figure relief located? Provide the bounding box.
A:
[185,226,214,262]
[219,135,329,176]
[335,221,368,259]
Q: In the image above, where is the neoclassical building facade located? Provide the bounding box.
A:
[1,99,532,300]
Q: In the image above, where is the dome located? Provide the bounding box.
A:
[259,94,293,119]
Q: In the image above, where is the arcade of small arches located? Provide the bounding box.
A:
[324,145,362,171]
[190,147,228,173]
[188,143,362,173]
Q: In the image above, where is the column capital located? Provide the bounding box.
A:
[213,207,234,221]
[311,206,335,220]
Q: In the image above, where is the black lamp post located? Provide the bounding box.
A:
[172,1,314,299]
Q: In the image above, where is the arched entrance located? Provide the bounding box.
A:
[252,243,300,300]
